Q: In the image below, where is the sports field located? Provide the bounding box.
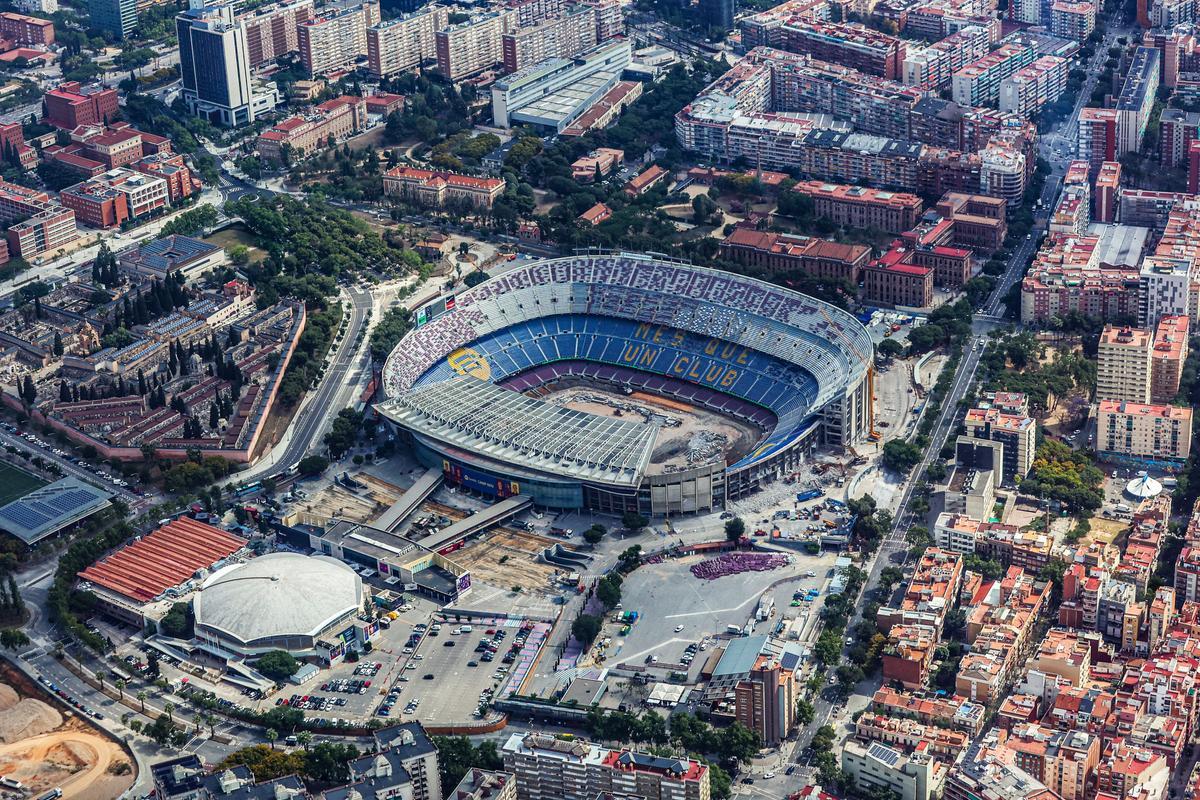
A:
[0,464,46,507]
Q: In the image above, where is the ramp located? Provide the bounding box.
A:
[373,469,442,532]
[419,496,532,552]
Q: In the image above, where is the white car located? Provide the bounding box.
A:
[764,772,776,780]
[674,625,684,632]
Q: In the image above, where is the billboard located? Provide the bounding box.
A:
[414,294,456,328]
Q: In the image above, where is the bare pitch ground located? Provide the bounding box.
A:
[453,528,566,590]
[537,384,763,472]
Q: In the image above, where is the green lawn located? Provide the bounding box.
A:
[0,463,46,506]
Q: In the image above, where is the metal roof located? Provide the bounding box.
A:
[0,475,113,544]
[378,377,655,486]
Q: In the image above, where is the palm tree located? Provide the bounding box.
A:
[114,679,125,700]
[94,669,105,690]
[204,712,217,737]
[163,701,174,725]
[265,728,278,750]
[136,690,147,713]
[297,730,312,751]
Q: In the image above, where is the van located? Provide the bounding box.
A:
[285,735,298,746]
[458,625,473,634]
[726,624,742,635]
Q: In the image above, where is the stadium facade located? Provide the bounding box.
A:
[378,253,872,515]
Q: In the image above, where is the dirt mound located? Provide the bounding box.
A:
[0,698,62,743]
[0,683,18,711]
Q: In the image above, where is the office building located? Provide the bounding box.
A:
[0,180,76,259]
[952,43,1036,106]
[491,39,629,131]
[1151,314,1189,401]
[366,5,449,79]
[999,55,1069,118]
[297,1,380,77]
[1098,324,1153,403]
[700,0,734,30]
[842,740,947,800]
[89,0,136,38]
[1097,400,1192,464]
[502,6,596,73]
[1116,47,1161,156]
[241,0,313,67]
[43,81,119,129]
[501,732,710,800]
[177,4,279,127]
[436,10,516,81]
[60,168,169,228]
[1049,0,1096,40]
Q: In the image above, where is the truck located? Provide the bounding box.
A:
[796,489,824,502]
[726,624,743,635]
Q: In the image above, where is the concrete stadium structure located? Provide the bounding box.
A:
[378,253,872,514]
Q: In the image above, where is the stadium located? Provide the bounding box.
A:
[377,253,873,515]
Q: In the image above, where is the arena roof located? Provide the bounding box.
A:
[0,476,114,544]
[379,376,655,486]
[78,517,246,603]
[194,553,363,645]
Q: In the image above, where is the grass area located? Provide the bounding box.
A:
[0,462,46,506]
[201,224,267,262]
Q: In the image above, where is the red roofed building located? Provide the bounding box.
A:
[77,517,245,621]
[579,202,611,226]
[863,246,934,307]
[82,128,143,168]
[793,180,924,233]
[364,92,405,118]
[0,121,34,170]
[719,227,871,283]
[43,82,119,130]
[382,165,504,209]
[0,11,52,46]
[257,95,366,164]
[624,164,668,196]
[132,152,200,205]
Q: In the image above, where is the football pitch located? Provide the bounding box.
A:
[0,463,47,506]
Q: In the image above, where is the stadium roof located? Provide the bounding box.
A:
[378,377,656,486]
[78,517,245,603]
[0,476,114,544]
[195,553,363,645]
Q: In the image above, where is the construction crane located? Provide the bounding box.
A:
[815,306,879,442]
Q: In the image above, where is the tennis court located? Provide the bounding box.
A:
[0,463,46,506]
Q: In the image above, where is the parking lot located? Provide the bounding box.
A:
[603,549,839,671]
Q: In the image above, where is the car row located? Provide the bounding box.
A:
[37,676,103,720]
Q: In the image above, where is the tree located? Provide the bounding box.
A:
[266,728,279,750]
[882,439,923,474]
[724,516,745,541]
[877,338,905,359]
[136,690,147,712]
[163,701,175,724]
[796,697,815,725]
[572,613,603,648]
[621,511,648,533]
[596,574,622,609]
[297,455,329,476]
[255,650,299,681]
[583,524,606,545]
[52,331,63,357]
[296,730,313,751]
[114,679,125,700]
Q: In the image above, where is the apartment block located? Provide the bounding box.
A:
[733,656,796,746]
[1077,107,1119,174]
[0,180,76,259]
[585,0,622,40]
[952,43,1036,106]
[863,256,933,308]
[0,11,53,45]
[1098,324,1153,403]
[931,192,1008,251]
[297,1,380,77]
[1151,314,1189,402]
[774,19,906,79]
[365,5,448,79]
[1138,205,1200,325]
[719,228,871,283]
[882,623,938,689]
[854,713,970,761]
[877,548,964,635]
[382,166,504,209]
[962,397,1036,484]
[60,168,169,229]
[998,55,1069,118]
[240,0,311,66]
[257,95,366,163]
[1097,399,1192,464]
[945,737,1060,800]
[131,152,198,205]
[1161,108,1200,167]
[1002,725,1100,800]
[1021,234,1141,323]
[501,733,710,800]
[1094,161,1120,222]
[1116,47,1161,156]
[1049,0,1095,40]
[792,181,923,233]
[501,6,597,73]
[43,81,119,129]
[436,10,516,81]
